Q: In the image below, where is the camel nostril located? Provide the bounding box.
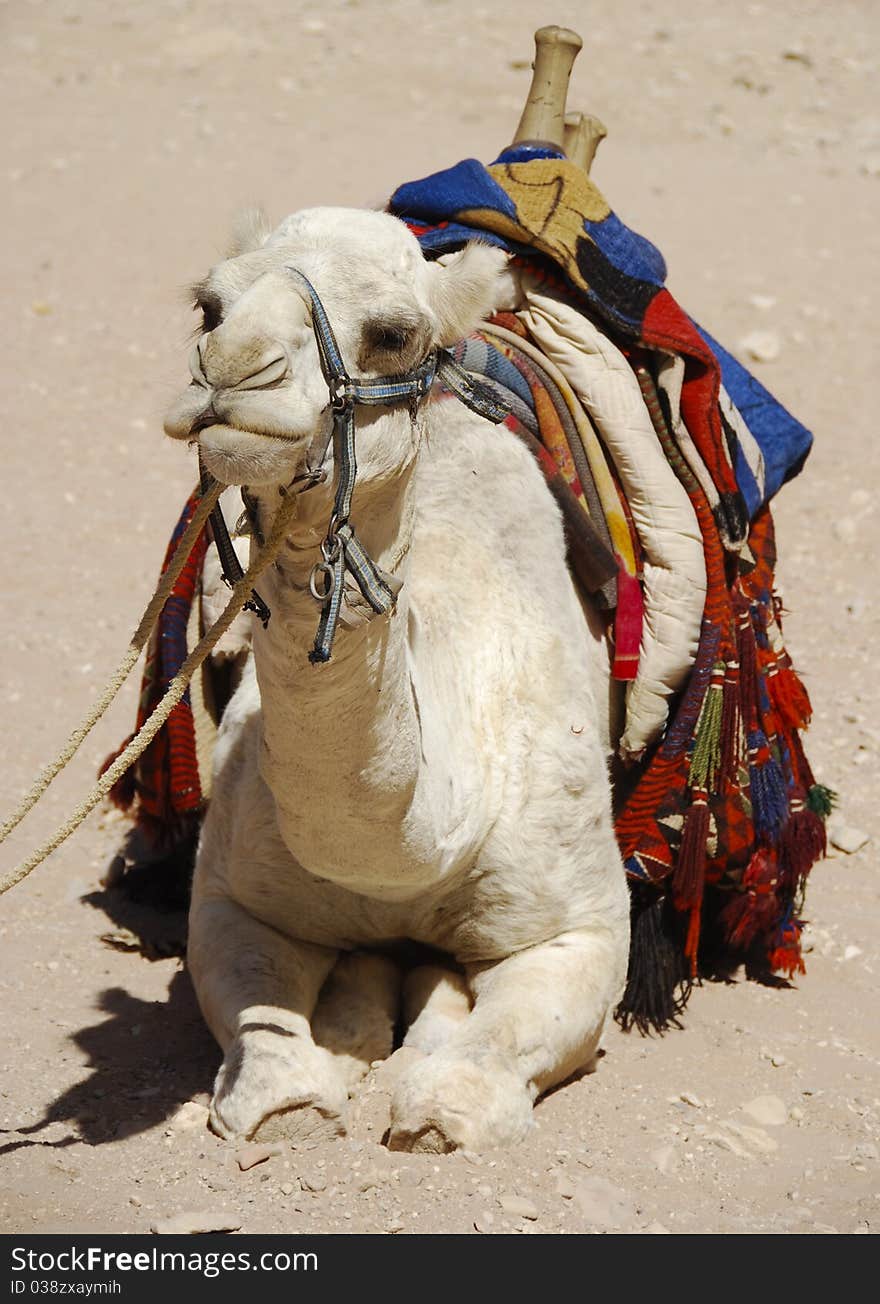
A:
[235,349,290,391]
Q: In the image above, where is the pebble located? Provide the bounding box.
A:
[499,1194,539,1220]
[680,1091,704,1108]
[151,1211,241,1235]
[724,1121,779,1154]
[279,1182,295,1196]
[742,1095,788,1127]
[828,821,870,854]
[842,945,863,962]
[168,1101,209,1132]
[301,1173,327,1193]
[747,294,777,311]
[650,1145,678,1174]
[738,329,781,363]
[236,1143,282,1171]
[554,1176,577,1199]
[385,1219,405,1234]
[573,1177,638,1230]
[474,1211,495,1233]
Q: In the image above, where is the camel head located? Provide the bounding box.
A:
[165,207,509,487]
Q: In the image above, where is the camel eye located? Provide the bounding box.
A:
[371,324,410,353]
[192,288,223,335]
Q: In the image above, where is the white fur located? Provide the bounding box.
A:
[169,208,631,1151]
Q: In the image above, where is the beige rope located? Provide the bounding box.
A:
[0,479,224,849]
[0,482,300,897]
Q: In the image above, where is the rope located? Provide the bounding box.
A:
[0,482,301,897]
[0,479,223,849]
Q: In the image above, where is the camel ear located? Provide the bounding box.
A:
[227,208,273,257]
[426,243,510,347]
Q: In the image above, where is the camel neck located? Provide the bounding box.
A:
[246,409,431,893]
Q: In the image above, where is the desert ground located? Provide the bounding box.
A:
[1,0,878,1235]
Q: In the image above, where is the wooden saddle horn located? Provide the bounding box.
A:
[510,25,607,173]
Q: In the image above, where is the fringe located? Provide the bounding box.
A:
[615,887,692,1034]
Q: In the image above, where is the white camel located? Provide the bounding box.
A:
[164,206,630,1152]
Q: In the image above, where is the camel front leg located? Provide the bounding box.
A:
[188,896,347,1142]
[388,925,627,1152]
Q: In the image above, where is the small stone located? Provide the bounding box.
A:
[747,294,777,311]
[680,1091,704,1108]
[499,1194,539,1220]
[724,1121,779,1154]
[771,1055,786,1068]
[842,945,863,962]
[151,1211,241,1235]
[742,1095,788,1127]
[704,1130,753,1159]
[828,820,870,854]
[279,1182,295,1196]
[236,1143,282,1171]
[301,1173,327,1193]
[573,1177,638,1230]
[168,1101,209,1132]
[554,1176,577,1199]
[789,1107,804,1122]
[738,329,781,363]
[474,1211,495,1233]
[650,1145,678,1174]
[385,1219,405,1234]
[644,1221,671,1234]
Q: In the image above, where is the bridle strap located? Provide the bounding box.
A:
[284,267,508,664]
[202,266,511,665]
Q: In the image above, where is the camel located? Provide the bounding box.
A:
[163,204,631,1152]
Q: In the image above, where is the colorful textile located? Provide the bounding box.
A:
[104,492,208,842]
[389,156,813,550]
[391,153,826,1025]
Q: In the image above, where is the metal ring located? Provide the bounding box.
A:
[321,534,342,564]
[309,561,335,605]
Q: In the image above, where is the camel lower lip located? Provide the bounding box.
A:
[197,421,300,443]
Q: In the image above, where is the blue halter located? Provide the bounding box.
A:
[284,267,509,664]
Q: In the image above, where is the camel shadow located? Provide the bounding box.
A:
[1,969,219,1155]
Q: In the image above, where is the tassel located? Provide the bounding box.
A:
[737,604,758,732]
[615,888,692,1034]
[720,659,741,781]
[747,731,789,840]
[768,663,812,732]
[807,784,836,819]
[718,848,779,949]
[690,664,725,794]
[779,801,826,890]
[673,793,710,912]
[100,736,137,811]
[767,908,806,978]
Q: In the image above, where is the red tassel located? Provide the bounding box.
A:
[768,664,812,732]
[673,794,709,909]
[779,803,826,890]
[718,848,779,949]
[100,736,136,811]
[720,660,740,780]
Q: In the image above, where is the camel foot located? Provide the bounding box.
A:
[387,1054,533,1153]
[209,1030,348,1142]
